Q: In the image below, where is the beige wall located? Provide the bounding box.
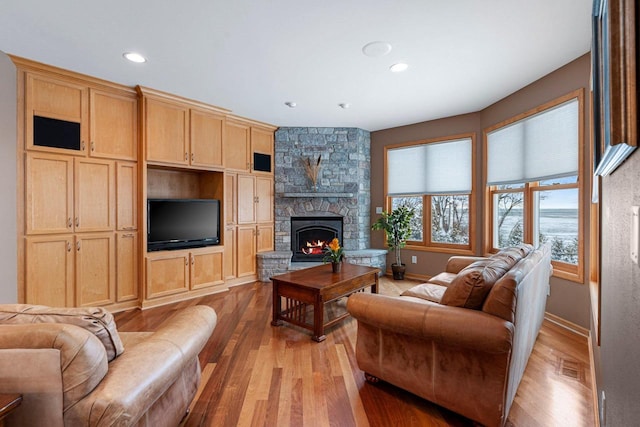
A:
[0,51,17,303]
[371,53,591,327]
[595,122,640,424]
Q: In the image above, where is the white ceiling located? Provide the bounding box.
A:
[0,0,592,132]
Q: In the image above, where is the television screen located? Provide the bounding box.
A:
[147,199,220,251]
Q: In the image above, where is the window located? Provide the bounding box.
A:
[485,90,583,281]
[385,134,475,252]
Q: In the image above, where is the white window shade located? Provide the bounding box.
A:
[387,138,472,195]
[487,98,579,185]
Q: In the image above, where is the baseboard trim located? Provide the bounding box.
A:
[383,270,431,282]
[544,312,589,338]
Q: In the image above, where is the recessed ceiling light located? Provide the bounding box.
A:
[390,62,409,73]
[284,101,297,108]
[362,41,392,57]
[123,52,147,63]
[338,103,350,109]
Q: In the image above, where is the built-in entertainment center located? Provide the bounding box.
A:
[16,57,276,312]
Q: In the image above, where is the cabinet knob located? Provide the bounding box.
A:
[81,141,86,151]
[75,217,79,227]
[76,241,81,251]
[67,242,71,252]
[91,141,95,152]
[67,218,72,228]
[191,256,195,265]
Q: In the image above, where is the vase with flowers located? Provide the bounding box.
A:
[323,238,344,273]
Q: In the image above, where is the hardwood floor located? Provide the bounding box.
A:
[114,277,595,427]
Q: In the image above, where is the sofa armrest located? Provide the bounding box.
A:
[445,256,488,274]
[347,293,513,353]
[65,305,217,426]
[0,323,108,413]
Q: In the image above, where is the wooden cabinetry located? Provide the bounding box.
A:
[237,225,257,277]
[141,87,227,169]
[116,232,138,302]
[25,235,75,307]
[24,233,116,308]
[18,59,276,311]
[17,59,139,311]
[24,70,137,161]
[90,89,138,160]
[145,246,224,300]
[223,117,274,174]
[225,172,274,280]
[25,153,115,235]
[75,233,115,307]
[190,108,224,168]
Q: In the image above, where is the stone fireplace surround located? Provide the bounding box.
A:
[256,127,386,281]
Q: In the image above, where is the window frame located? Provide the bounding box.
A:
[384,133,476,255]
[483,89,585,282]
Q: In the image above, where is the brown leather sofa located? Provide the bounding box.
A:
[0,304,217,427]
[347,243,552,427]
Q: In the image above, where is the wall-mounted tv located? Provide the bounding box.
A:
[147,198,220,251]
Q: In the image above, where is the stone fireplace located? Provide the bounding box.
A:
[256,127,387,280]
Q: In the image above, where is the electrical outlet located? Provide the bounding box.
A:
[375,207,383,214]
[411,255,417,264]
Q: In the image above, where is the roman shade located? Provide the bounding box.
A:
[387,137,472,195]
[486,98,579,185]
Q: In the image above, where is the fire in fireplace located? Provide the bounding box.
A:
[291,216,343,262]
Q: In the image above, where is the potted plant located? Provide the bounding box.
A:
[371,205,415,279]
[323,238,344,273]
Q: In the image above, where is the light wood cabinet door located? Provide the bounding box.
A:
[257,224,274,253]
[237,225,256,277]
[237,174,256,224]
[117,232,138,303]
[145,252,189,299]
[25,153,74,235]
[74,158,116,232]
[25,72,88,154]
[190,247,224,290]
[116,162,137,231]
[76,233,115,307]
[256,177,273,223]
[25,235,74,307]
[223,226,237,281]
[250,126,274,174]
[223,120,250,172]
[224,173,237,226]
[190,109,224,168]
[90,89,138,160]
[145,97,189,165]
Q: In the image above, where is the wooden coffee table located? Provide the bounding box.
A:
[271,263,379,342]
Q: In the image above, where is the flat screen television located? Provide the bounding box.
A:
[147,198,220,251]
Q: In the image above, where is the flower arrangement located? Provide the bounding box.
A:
[322,238,344,264]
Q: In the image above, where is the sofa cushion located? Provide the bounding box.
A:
[440,244,533,310]
[0,304,124,361]
[441,258,512,309]
[426,271,457,287]
[401,283,447,303]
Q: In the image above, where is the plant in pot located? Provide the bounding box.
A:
[371,205,415,280]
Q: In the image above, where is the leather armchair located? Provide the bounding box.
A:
[0,304,217,427]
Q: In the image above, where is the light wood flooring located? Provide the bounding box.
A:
[114,277,595,427]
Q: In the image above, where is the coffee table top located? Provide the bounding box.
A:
[270,263,379,290]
